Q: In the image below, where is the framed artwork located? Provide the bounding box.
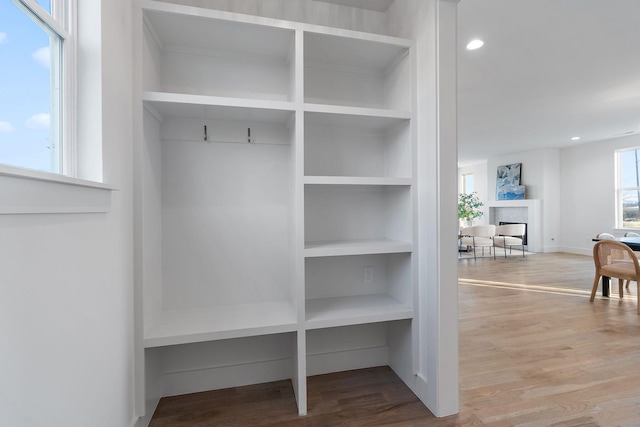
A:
[497,184,525,200]
[496,163,522,200]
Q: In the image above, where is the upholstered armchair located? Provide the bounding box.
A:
[494,223,526,258]
[460,225,496,260]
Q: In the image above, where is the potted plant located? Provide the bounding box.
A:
[458,192,484,228]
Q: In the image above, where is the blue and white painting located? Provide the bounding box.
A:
[497,184,525,200]
[496,163,522,200]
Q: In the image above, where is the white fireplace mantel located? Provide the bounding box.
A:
[487,199,542,253]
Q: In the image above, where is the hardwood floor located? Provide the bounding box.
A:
[150,252,640,426]
[458,251,598,292]
[457,253,640,426]
[150,366,437,426]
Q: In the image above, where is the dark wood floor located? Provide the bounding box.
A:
[150,366,438,426]
[150,252,640,426]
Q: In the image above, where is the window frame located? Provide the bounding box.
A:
[461,172,474,194]
[615,147,640,229]
[0,0,111,215]
[6,0,77,177]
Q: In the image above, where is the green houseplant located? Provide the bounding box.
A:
[458,192,484,228]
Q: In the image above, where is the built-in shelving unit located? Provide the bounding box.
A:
[135,0,416,422]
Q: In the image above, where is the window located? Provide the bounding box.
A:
[462,173,474,194]
[0,0,75,175]
[616,147,640,229]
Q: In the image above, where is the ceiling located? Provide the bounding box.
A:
[312,0,640,166]
[458,0,640,165]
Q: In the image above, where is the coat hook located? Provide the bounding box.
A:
[247,127,252,143]
[204,125,208,142]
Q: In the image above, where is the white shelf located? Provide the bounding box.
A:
[305,294,412,330]
[143,5,294,57]
[144,301,298,348]
[304,103,410,120]
[143,91,295,121]
[304,30,410,69]
[304,239,412,258]
[304,176,411,186]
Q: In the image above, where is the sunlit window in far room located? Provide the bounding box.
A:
[462,173,474,194]
[0,0,73,174]
[617,147,640,229]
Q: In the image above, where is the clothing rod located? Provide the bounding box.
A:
[162,137,288,146]
[204,125,252,143]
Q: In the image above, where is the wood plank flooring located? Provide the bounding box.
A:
[150,252,640,426]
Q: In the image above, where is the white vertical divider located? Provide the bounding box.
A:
[292,29,307,416]
[421,0,459,416]
[132,3,146,420]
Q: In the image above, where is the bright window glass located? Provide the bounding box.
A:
[462,173,474,194]
[36,0,50,13]
[617,148,640,228]
[0,0,67,173]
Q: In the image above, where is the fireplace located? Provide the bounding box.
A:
[487,199,541,252]
[499,221,527,246]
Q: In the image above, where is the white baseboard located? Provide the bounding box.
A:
[558,246,592,256]
[306,346,388,376]
[132,397,159,427]
[161,358,292,397]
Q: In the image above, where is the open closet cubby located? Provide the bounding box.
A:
[304,32,411,111]
[304,111,411,181]
[141,102,297,348]
[305,253,412,329]
[145,332,297,398]
[304,184,412,257]
[143,8,295,102]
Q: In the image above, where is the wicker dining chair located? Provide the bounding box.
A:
[591,240,640,313]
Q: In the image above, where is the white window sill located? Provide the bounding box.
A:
[0,165,114,214]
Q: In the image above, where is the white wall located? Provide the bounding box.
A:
[487,148,559,201]
[482,147,561,252]
[560,134,640,255]
[0,1,135,427]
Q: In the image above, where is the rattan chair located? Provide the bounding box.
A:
[597,232,639,289]
[591,240,640,313]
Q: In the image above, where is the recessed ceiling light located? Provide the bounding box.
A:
[571,136,581,141]
[466,39,484,50]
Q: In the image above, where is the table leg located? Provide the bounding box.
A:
[602,276,610,297]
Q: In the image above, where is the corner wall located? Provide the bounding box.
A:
[0,1,136,426]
